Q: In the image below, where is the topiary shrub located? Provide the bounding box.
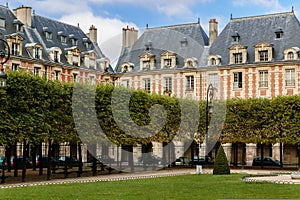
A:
[213,145,230,175]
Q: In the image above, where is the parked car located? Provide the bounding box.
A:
[137,155,161,165]
[252,156,282,167]
[189,156,214,166]
[11,156,32,169]
[53,156,82,168]
[173,156,189,166]
[36,155,52,168]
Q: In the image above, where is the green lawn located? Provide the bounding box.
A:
[0,174,299,199]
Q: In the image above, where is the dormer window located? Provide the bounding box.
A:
[180,37,188,47]
[61,35,67,44]
[25,43,43,60]
[120,62,134,73]
[65,46,81,66]
[275,28,283,39]
[229,44,247,64]
[35,47,41,59]
[0,18,5,28]
[13,19,23,32]
[46,32,52,40]
[6,33,24,56]
[84,51,97,69]
[184,57,198,68]
[43,27,52,40]
[161,51,176,69]
[48,47,62,63]
[231,31,240,42]
[58,31,67,44]
[287,52,294,60]
[69,34,78,46]
[284,47,299,61]
[140,52,155,71]
[98,57,110,72]
[254,42,273,62]
[145,41,152,51]
[83,38,91,49]
[208,55,221,66]
[12,43,20,56]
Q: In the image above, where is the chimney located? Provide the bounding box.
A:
[13,6,32,27]
[209,18,218,45]
[89,25,97,44]
[122,26,138,48]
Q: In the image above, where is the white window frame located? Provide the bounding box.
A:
[285,69,295,87]
[185,75,194,90]
[259,70,268,88]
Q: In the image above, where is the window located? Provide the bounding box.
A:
[53,71,60,81]
[164,77,172,92]
[11,63,19,71]
[275,29,283,39]
[207,73,219,88]
[35,47,40,59]
[164,59,172,68]
[233,53,242,64]
[72,73,78,82]
[259,50,268,61]
[180,38,188,47]
[211,58,216,66]
[89,58,96,69]
[287,52,294,60]
[34,67,40,76]
[185,75,194,90]
[71,38,78,46]
[45,32,52,40]
[61,36,67,44]
[232,32,240,42]
[143,61,150,70]
[233,72,242,89]
[0,19,5,28]
[12,43,19,56]
[259,71,268,88]
[54,51,59,62]
[73,55,79,66]
[121,80,130,88]
[143,78,151,92]
[285,69,295,86]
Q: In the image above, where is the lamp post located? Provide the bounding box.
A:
[0,38,10,87]
[205,83,215,164]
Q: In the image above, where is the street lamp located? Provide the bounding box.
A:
[205,83,215,164]
[0,38,10,87]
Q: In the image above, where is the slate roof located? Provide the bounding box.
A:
[116,22,209,72]
[209,11,300,65]
[0,5,113,72]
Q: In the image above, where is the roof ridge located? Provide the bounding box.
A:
[33,14,81,29]
[147,22,200,31]
[231,11,294,21]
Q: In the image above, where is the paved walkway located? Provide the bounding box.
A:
[0,168,299,189]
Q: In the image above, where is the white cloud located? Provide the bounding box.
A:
[232,0,287,12]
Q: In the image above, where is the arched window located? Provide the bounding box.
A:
[287,52,294,60]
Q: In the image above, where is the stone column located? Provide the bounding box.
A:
[272,143,281,161]
[173,141,185,159]
[199,143,206,157]
[221,143,232,164]
[245,143,257,166]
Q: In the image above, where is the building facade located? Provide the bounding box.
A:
[0,5,114,84]
[115,11,300,166]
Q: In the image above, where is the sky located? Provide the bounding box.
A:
[1,0,299,67]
